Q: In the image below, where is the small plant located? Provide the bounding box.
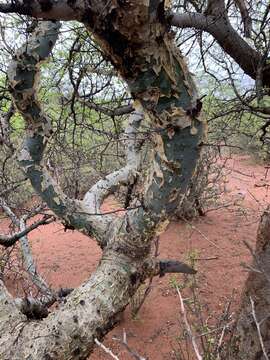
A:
[169,275,184,290]
[186,249,199,269]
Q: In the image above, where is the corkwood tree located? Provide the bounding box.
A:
[0,1,269,359]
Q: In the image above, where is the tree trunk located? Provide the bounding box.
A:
[233,206,270,360]
[0,2,206,359]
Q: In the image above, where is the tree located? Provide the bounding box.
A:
[0,1,269,359]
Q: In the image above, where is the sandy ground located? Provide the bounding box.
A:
[1,154,270,359]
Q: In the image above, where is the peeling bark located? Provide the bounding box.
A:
[0,2,205,359]
[1,1,268,86]
[8,21,112,246]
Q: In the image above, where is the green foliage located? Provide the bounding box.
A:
[203,93,268,161]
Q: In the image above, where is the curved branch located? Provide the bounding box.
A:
[8,21,111,245]
[0,3,203,358]
[0,250,152,358]
[83,110,144,214]
[170,12,270,86]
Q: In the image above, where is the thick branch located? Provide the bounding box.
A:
[0,248,196,358]
[1,2,204,358]
[8,21,110,245]
[0,250,150,358]
[0,1,86,20]
[170,12,270,86]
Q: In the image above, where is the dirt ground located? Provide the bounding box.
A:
[2,154,270,359]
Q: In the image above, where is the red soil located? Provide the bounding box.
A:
[2,154,270,359]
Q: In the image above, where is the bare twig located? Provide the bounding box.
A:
[0,215,55,247]
[94,338,120,360]
[181,217,221,249]
[176,286,203,360]
[113,329,147,360]
[250,296,270,360]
